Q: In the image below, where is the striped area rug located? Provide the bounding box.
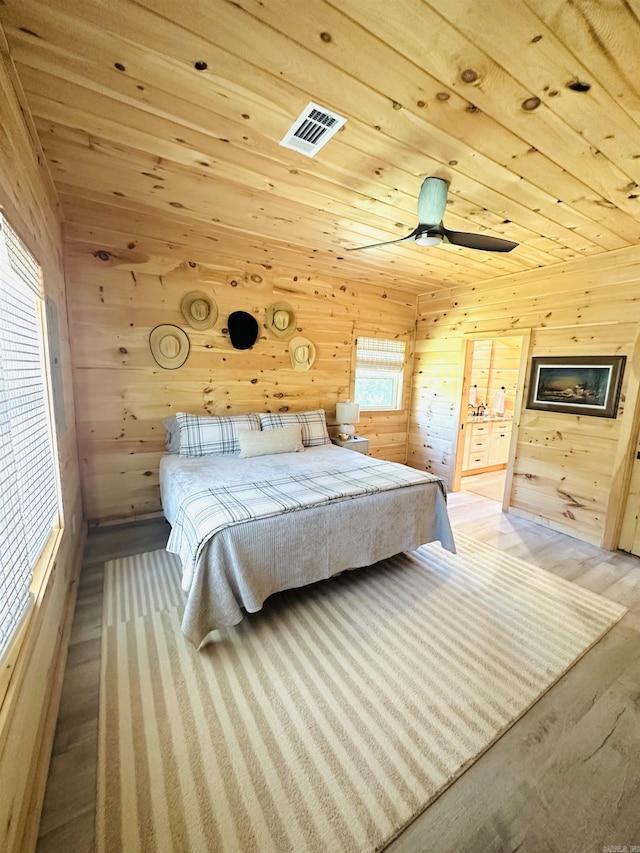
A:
[97,532,625,853]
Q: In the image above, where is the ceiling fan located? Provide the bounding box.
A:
[347,176,518,253]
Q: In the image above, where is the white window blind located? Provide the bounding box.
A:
[0,215,60,660]
[356,337,405,371]
[354,337,406,411]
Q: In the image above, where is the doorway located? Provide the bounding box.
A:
[452,334,528,503]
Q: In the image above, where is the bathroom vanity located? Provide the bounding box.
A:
[462,417,513,473]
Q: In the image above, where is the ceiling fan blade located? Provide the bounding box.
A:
[443,228,518,253]
[346,230,417,251]
[417,176,448,226]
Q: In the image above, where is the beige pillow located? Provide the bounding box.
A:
[259,409,330,447]
[237,424,303,458]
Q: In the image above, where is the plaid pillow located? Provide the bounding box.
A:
[176,412,261,457]
[259,409,330,448]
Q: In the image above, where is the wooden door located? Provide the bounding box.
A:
[618,436,640,556]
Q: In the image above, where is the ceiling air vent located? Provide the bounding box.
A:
[279,102,347,157]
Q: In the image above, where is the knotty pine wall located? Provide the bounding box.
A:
[409,246,640,548]
[64,221,417,523]
[0,47,84,853]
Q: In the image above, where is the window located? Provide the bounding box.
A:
[354,337,406,411]
[0,215,61,661]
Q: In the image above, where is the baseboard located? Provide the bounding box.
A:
[507,506,603,548]
[88,509,165,528]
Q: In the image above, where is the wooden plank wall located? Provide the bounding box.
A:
[468,338,491,410]
[486,337,522,418]
[64,212,418,523]
[409,248,640,547]
[0,42,84,853]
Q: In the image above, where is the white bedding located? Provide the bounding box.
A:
[160,444,455,645]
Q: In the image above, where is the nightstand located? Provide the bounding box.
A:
[331,435,370,454]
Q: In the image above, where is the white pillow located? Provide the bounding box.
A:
[259,409,330,447]
[237,424,303,458]
[176,411,261,457]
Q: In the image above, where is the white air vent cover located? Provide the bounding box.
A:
[280,102,347,157]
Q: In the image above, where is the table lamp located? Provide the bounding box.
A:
[336,401,360,441]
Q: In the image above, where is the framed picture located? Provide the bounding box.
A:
[526,355,626,418]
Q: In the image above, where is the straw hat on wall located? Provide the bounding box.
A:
[289,336,316,371]
[149,324,190,369]
[180,291,217,330]
[266,302,296,338]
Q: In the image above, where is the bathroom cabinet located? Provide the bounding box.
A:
[463,418,512,472]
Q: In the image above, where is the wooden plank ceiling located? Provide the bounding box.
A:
[2,0,640,293]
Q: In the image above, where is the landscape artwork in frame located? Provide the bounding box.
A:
[526,356,626,418]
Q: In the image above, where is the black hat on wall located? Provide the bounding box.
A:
[228,311,259,350]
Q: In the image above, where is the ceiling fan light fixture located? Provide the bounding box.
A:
[415,232,442,247]
[347,176,518,253]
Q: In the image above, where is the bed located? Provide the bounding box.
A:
[160,412,455,646]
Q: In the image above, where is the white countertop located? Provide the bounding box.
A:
[466,416,513,424]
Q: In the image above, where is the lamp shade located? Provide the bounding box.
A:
[336,401,360,424]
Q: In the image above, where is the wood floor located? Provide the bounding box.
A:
[460,468,507,503]
[36,494,640,853]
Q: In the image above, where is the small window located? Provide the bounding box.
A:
[354,337,406,411]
